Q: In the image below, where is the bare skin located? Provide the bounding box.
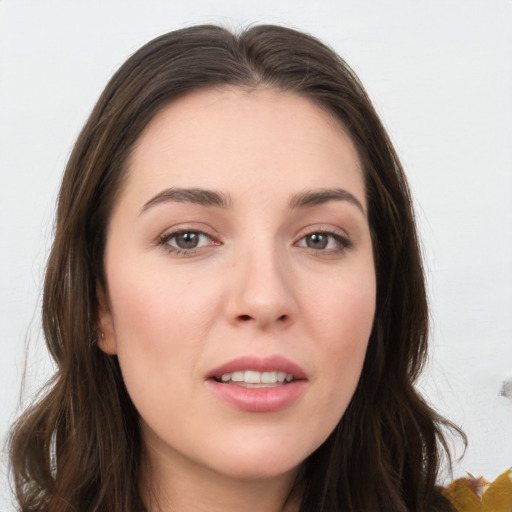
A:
[98,87,376,511]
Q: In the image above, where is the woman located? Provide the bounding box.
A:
[9,24,464,511]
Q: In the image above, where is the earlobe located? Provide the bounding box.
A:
[96,284,117,355]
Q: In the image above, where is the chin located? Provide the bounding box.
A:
[209,456,303,482]
[194,432,319,482]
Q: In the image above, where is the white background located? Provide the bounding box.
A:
[1,0,511,509]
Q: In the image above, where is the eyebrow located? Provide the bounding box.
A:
[289,188,366,215]
[140,186,365,216]
[140,187,232,214]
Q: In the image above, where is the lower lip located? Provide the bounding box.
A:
[207,380,307,412]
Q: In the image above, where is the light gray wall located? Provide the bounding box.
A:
[1,0,511,508]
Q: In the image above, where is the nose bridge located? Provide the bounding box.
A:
[227,232,296,328]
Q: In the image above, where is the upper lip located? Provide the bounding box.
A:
[207,355,308,380]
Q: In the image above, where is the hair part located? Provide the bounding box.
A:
[9,24,463,512]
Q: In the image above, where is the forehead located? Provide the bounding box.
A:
[122,87,365,209]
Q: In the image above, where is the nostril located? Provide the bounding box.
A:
[235,313,289,324]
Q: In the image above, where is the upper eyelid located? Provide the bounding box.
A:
[162,227,210,237]
[294,224,351,240]
[158,224,218,240]
[159,228,215,244]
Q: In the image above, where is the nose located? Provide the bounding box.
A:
[225,243,298,330]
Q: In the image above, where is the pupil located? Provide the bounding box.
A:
[176,232,199,249]
[307,233,327,249]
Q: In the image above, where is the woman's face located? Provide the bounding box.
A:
[99,87,376,482]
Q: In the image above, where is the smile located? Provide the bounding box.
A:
[207,356,308,412]
[218,370,294,387]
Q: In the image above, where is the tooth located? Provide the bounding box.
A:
[219,370,295,385]
[231,371,244,382]
[245,370,261,384]
[261,371,277,383]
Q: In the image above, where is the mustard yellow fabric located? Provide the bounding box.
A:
[442,469,512,512]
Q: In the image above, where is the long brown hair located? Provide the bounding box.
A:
[9,24,463,512]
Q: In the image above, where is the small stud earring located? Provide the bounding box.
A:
[92,329,105,346]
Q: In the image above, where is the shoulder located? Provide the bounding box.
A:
[441,468,512,512]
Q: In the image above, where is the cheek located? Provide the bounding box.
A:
[308,269,376,348]
[109,257,219,338]
[105,260,223,392]
[285,270,375,456]
[305,269,376,400]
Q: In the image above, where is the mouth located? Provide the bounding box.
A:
[214,370,296,388]
[208,355,307,385]
[206,356,308,411]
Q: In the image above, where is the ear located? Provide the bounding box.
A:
[96,284,118,355]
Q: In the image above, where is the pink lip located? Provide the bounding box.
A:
[206,355,308,413]
[207,355,308,380]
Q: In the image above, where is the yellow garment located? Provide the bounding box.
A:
[442,469,512,512]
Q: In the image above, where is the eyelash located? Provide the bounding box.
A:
[158,229,217,255]
[157,228,353,256]
[296,229,353,254]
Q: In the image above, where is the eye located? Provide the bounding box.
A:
[159,230,217,254]
[296,231,352,252]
